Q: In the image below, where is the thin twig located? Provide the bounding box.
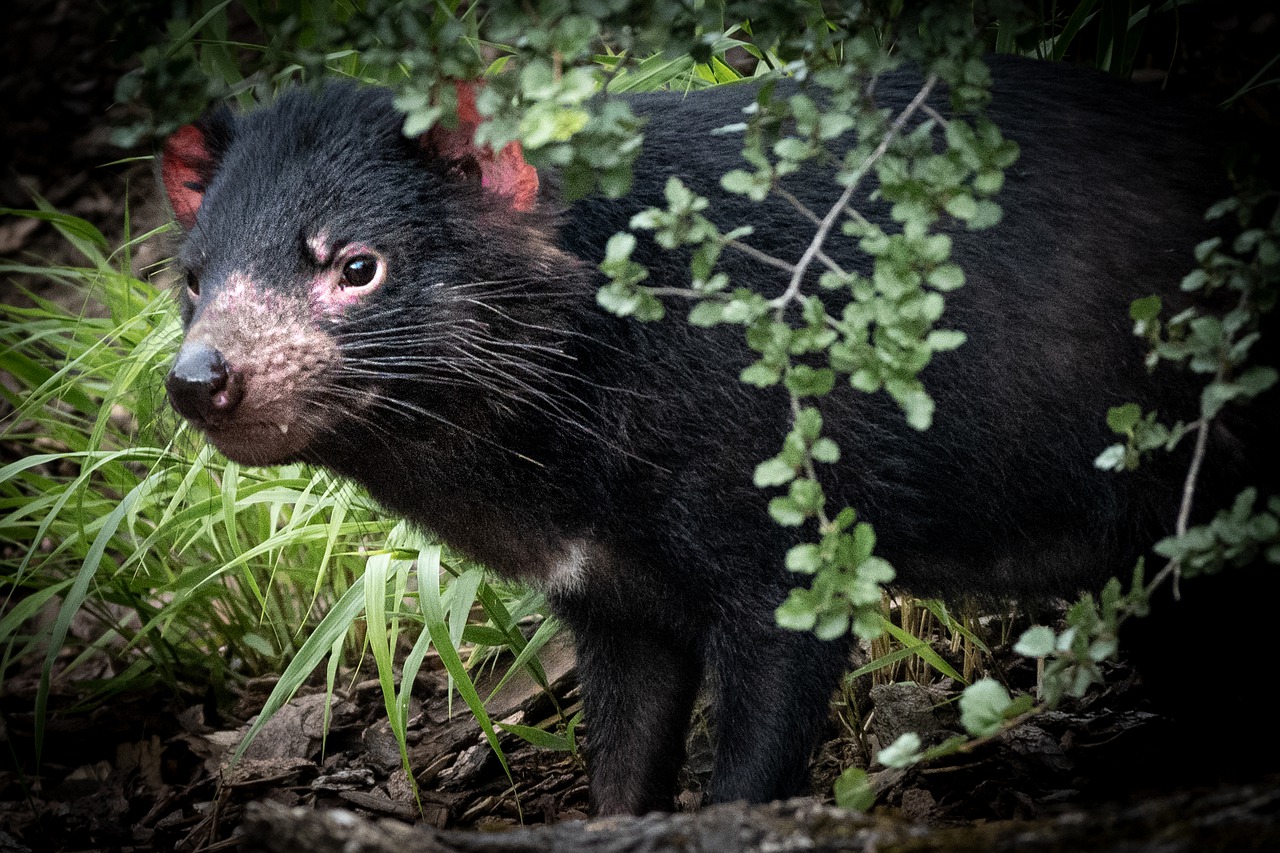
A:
[920,102,949,126]
[776,186,823,226]
[645,286,723,300]
[772,188,849,275]
[841,204,873,231]
[1144,418,1213,601]
[774,76,940,532]
[726,239,797,274]
[1144,350,1229,602]
[1176,416,1213,538]
[815,249,848,277]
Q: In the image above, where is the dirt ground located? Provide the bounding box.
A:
[4,607,1279,851]
[3,2,1280,852]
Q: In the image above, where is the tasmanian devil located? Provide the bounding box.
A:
[160,55,1271,814]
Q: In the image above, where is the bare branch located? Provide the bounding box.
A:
[770,75,939,318]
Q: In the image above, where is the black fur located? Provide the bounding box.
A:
[163,56,1272,814]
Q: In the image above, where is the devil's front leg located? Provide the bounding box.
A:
[554,595,704,815]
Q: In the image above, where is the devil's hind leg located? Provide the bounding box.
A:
[564,609,704,815]
[705,618,851,803]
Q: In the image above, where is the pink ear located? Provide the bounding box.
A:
[425,82,540,212]
[162,124,216,229]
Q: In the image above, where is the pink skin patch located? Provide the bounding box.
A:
[308,241,387,318]
[193,273,337,407]
[181,266,347,466]
[223,271,252,300]
[307,230,333,266]
[202,274,310,341]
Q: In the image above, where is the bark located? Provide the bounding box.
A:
[240,780,1280,853]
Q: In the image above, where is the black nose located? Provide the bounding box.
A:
[166,342,243,423]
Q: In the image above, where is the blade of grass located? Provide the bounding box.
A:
[876,614,967,683]
[417,545,513,785]
[235,571,370,760]
[164,0,236,59]
[35,474,151,763]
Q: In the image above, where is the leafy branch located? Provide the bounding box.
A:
[601,15,1019,641]
[841,187,1280,803]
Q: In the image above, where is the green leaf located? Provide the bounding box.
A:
[810,438,841,464]
[1013,625,1056,658]
[972,169,1004,195]
[958,678,1013,737]
[1180,268,1210,292]
[35,476,150,762]
[768,496,808,527]
[967,199,1003,230]
[774,137,811,162]
[1129,295,1162,322]
[1106,403,1142,434]
[604,231,637,262]
[775,591,817,631]
[417,546,512,782]
[1094,444,1128,471]
[785,365,836,397]
[926,329,966,351]
[876,615,965,682]
[596,283,641,318]
[891,385,935,431]
[926,264,965,291]
[945,193,977,220]
[814,611,850,640]
[1005,693,1036,718]
[788,477,825,514]
[688,301,727,327]
[634,291,667,322]
[878,732,924,768]
[795,407,824,442]
[1201,381,1238,420]
[1088,637,1118,662]
[833,766,875,811]
[0,209,108,251]
[740,362,781,387]
[850,369,882,393]
[785,543,822,574]
[237,573,371,761]
[720,169,768,200]
[1237,365,1278,397]
[498,722,573,751]
[754,457,796,488]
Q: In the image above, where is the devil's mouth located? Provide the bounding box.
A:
[199,420,313,466]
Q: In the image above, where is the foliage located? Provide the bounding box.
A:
[1014,187,1280,710]
[0,208,379,740]
[601,8,1021,642]
[113,0,792,199]
[865,188,1280,770]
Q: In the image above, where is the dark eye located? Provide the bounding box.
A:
[340,255,381,289]
[186,269,200,298]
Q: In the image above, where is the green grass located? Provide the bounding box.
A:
[0,206,569,796]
